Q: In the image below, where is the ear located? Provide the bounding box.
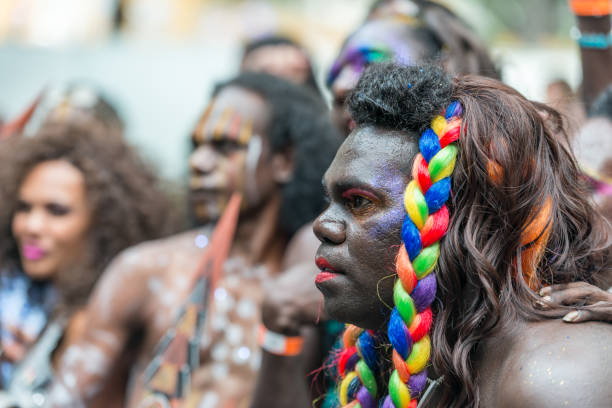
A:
[271,147,295,184]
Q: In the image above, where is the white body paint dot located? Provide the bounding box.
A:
[233,346,251,364]
[212,362,228,379]
[226,324,243,345]
[195,234,209,248]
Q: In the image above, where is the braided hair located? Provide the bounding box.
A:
[336,63,461,408]
[332,62,611,407]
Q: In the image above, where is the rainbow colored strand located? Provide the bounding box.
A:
[336,100,463,408]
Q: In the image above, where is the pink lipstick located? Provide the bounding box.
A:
[23,244,45,261]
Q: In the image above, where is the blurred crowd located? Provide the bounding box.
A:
[0,1,612,408]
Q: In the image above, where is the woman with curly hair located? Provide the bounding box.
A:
[0,120,174,406]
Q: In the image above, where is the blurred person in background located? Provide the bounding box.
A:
[32,83,124,139]
[0,84,123,142]
[0,120,174,407]
[240,35,322,98]
[545,79,586,136]
[45,72,340,408]
[575,84,612,222]
[569,0,612,108]
[328,0,499,136]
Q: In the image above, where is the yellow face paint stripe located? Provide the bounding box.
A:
[238,119,254,145]
[213,108,233,141]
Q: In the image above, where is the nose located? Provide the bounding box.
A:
[313,209,346,245]
[189,144,218,175]
[22,208,45,236]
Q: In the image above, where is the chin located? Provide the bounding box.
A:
[22,262,56,281]
[323,295,384,331]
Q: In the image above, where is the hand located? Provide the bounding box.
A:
[261,263,326,336]
[537,282,612,323]
[1,324,36,363]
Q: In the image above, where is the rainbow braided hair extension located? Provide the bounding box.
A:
[336,100,463,408]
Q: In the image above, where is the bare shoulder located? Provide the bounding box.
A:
[282,222,318,267]
[87,228,211,323]
[499,320,612,408]
[108,228,211,277]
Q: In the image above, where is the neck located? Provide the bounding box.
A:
[232,193,287,271]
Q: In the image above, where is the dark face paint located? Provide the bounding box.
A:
[313,126,419,330]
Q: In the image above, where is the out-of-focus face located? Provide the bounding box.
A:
[574,117,612,220]
[12,160,91,281]
[367,0,420,21]
[328,20,431,136]
[189,86,277,223]
[313,126,418,330]
[241,44,311,86]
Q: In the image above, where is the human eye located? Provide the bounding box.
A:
[191,136,200,150]
[342,188,375,214]
[15,200,31,213]
[214,140,242,155]
[46,203,71,216]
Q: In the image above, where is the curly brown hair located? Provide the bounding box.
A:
[0,121,176,313]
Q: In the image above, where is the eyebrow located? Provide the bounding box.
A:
[324,174,389,199]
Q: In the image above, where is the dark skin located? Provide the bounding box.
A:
[253,124,612,407]
[576,14,612,108]
[309,127,611,407]
[314,127,414,330]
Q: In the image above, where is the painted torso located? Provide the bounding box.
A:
[120,229,271,408]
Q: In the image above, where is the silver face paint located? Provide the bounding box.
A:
[245,134,263,204]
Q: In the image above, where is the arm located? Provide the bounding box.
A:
[570,1,612,107]
[251,223,328,408]
[45,247,149,407]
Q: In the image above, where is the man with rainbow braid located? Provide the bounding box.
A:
[333,79,462,408]
[256,62,612,408]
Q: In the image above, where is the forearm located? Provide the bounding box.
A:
[576,15,612,107]
[46,340,116,407]
[251,351,311,408]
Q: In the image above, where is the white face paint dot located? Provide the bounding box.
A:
[195,234,209,249]
[233,346,251,364]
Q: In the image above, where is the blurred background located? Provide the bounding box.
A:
[0,0,580,181]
